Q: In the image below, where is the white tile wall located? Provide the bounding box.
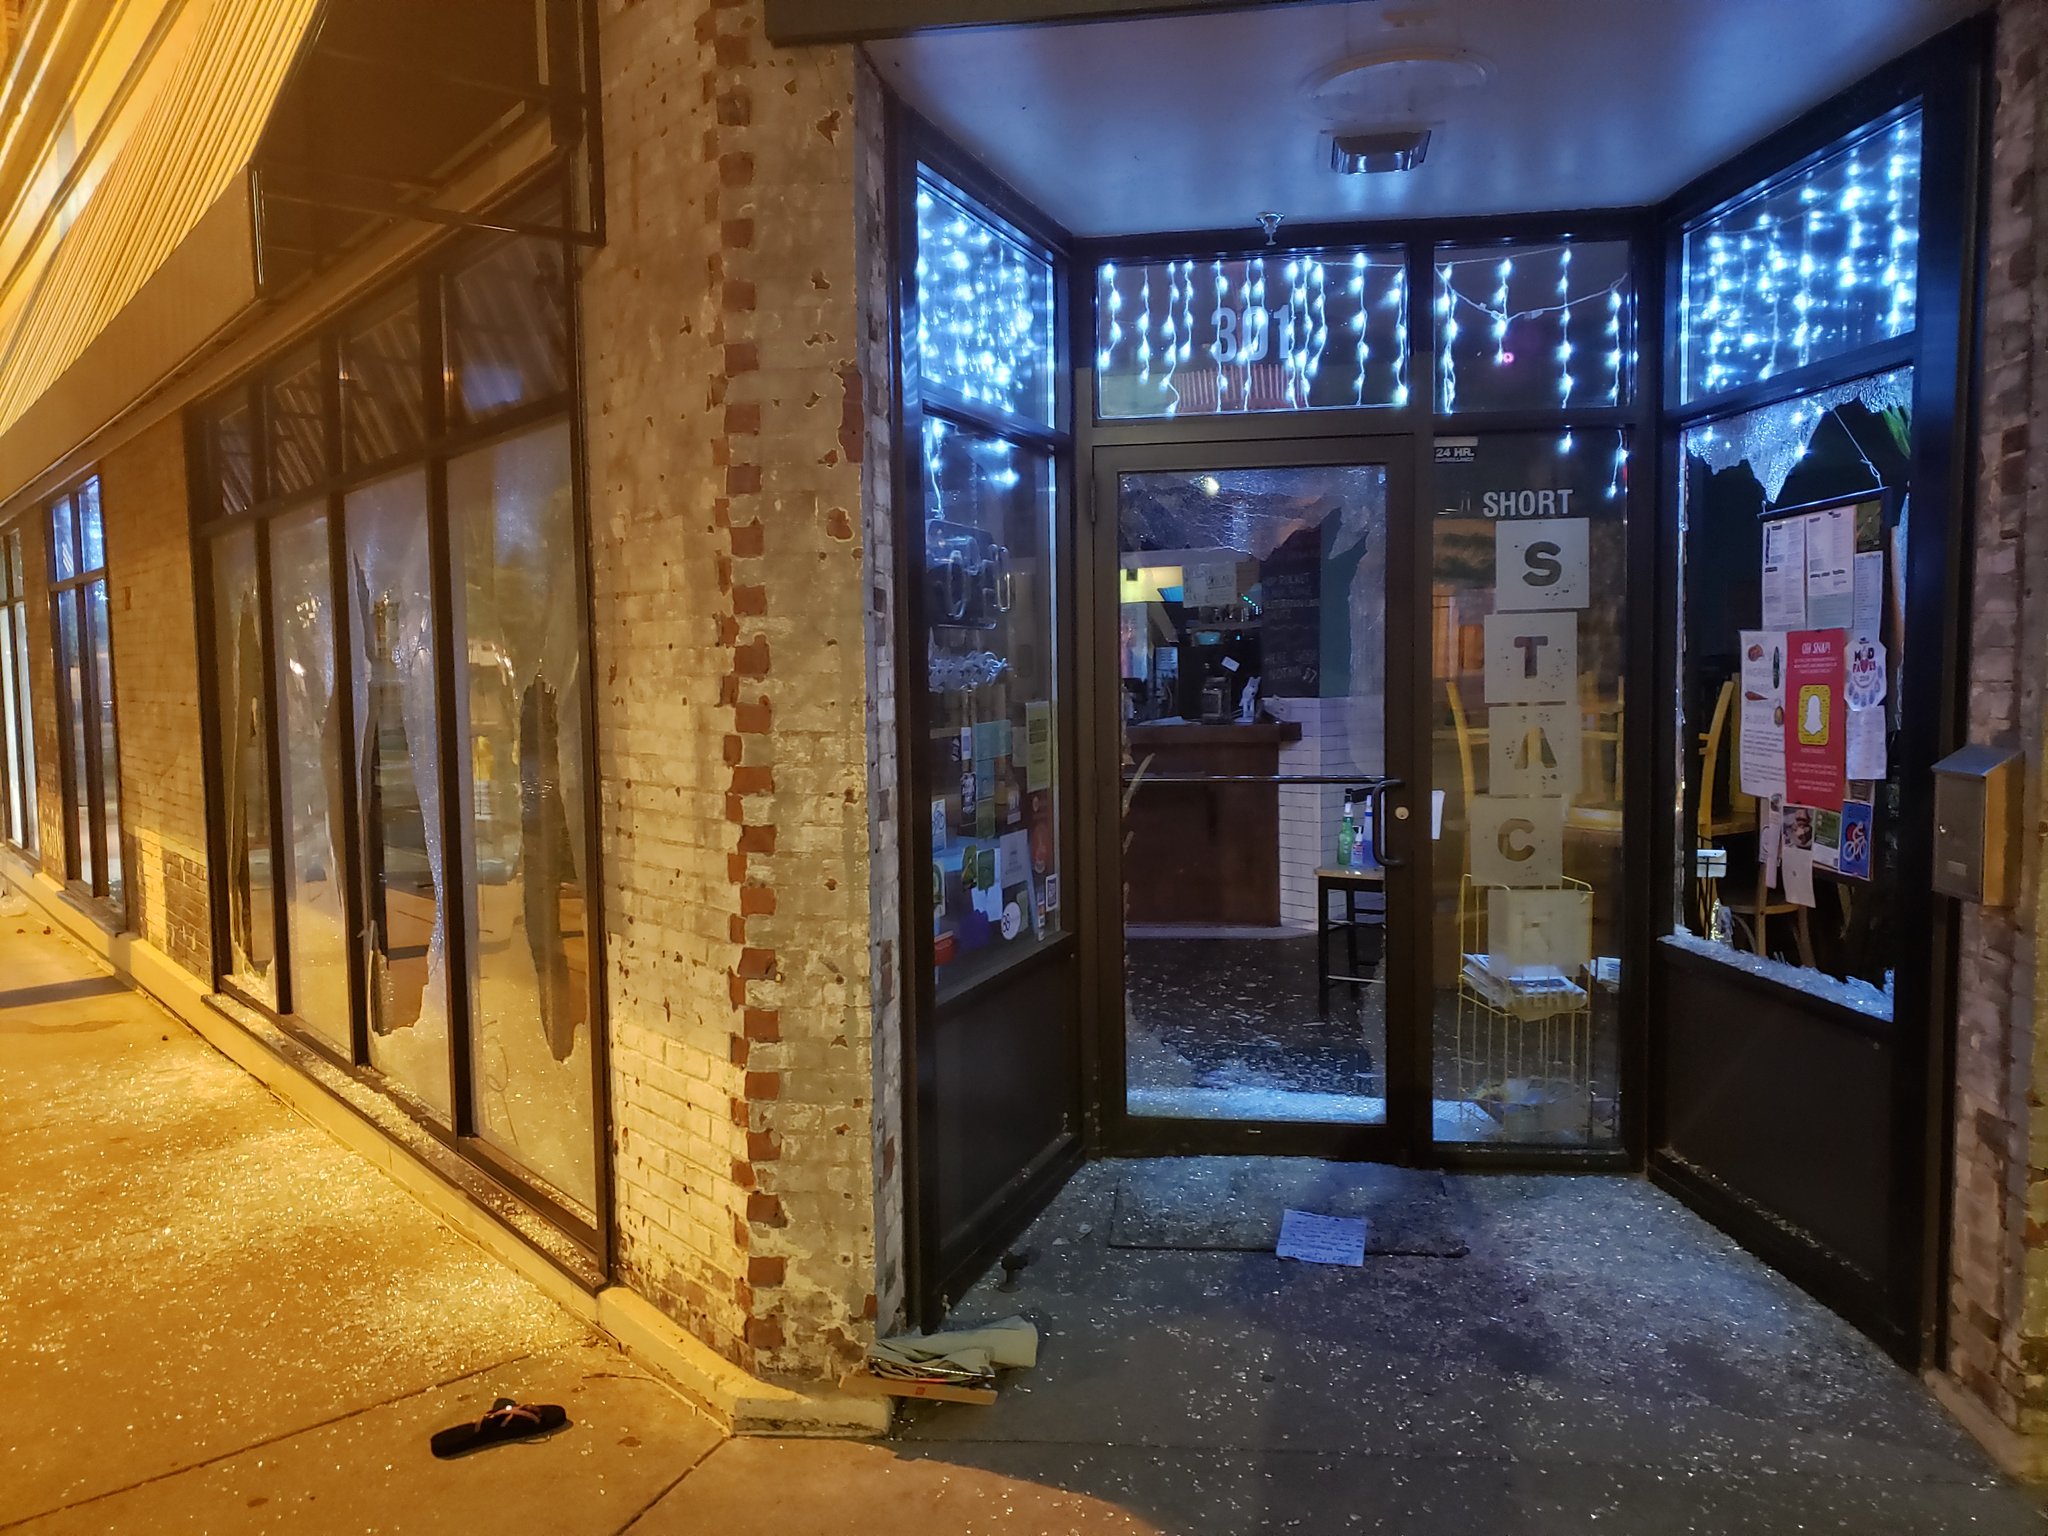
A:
[1268,696,1384,930]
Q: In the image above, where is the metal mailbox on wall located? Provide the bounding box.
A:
[1932,745,2023,907]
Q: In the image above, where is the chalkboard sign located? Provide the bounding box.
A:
[1261,527,1322,697]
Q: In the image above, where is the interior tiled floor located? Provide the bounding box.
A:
[1125,932,1387,1121]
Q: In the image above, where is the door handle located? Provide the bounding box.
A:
[1370,779,1404,868]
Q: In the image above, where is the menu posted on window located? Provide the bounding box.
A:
[1783,629,1847,811]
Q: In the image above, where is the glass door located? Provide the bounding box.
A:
[1099,444,1425,1149]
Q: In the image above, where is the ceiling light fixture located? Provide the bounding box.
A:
[1331,129,1432,175]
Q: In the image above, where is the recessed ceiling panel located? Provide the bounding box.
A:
[869,0,1984,235]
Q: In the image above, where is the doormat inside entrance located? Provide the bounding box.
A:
[1108,1158,1470,1257]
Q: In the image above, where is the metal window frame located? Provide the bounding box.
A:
[189,175,615,1280]
[891,101,1661,1332]
[0,527,36,854]
[1644,17,1990,1368]
[45,472,124,921]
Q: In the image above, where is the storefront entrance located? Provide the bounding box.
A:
[871,3,1985,1363]
[1097,446,1421,1153]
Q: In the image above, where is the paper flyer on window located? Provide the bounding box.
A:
[1852,550,1885,632]
[1838,799,1874,881]
[1804,506,1856,629]
[1737,631,1787,798]
[1761,517,1807,630]
[1846,704,1887,780]
[1845,633,1886,711]
[1783,629,1847,811]
[1779,805,1817,908]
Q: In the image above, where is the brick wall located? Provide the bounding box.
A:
[1946,0,2048,1437]
[98,414,210,975]
[582,0,887,1381]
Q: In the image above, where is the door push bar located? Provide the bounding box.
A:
[1118,773,1407,867]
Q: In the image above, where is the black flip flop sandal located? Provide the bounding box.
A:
[430,1397,570,1459]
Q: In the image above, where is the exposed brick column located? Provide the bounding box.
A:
[99,417,210,973]
[583,0,888,1382]
[1947,0,2048,1444]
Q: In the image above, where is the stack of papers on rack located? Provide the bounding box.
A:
[1459,955,1589,1020]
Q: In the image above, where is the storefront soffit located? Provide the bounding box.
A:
[865,0,1989,233]
[0,0,595,508]
[0,0,319,466]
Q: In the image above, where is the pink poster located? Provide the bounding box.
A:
[1783,629,1847,811]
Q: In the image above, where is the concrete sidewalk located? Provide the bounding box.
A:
[0,906,1161,1534]
[5,908,2044,1534]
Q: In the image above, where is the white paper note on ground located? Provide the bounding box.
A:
[1276,1209,1368,1267]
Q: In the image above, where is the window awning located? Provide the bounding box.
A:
[0,0,597,506]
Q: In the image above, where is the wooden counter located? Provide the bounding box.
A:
[1124,721,1302,927]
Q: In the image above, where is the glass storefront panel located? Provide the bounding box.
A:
[448,237,571,422]
[272,505,352,1051]
[77,480,105,572]
[1682,110,1922,401]
[916,170,1057,425]
[449,422,596,1213]
[1117,462,1391,1124]
[50,493,76,581]
[1098,248,1408,419]
[268,348,329,497]
[56,587,89,889]
[346,469,451,1118]
[214,403,256,516]
[211,528,276,1002]
[1435,241,1634,415]
[87,578,120,909]
[1430,431,1628,1146]
[924,420,1063,997]
[344,297,427,471]
[0,606,20,847]
[1672,369,1911,1019]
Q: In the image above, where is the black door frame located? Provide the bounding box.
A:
[1643,17,1989,1368]
[886,18,1982,1337]
[890,101,1091,1325]
[1081,432,1427,1161]
[890,94,1661,1313]
[1070,215,1656,1175]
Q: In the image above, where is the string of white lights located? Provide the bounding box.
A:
[1687,113,1920,398]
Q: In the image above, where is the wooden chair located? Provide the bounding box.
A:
[1445,679,1622,842]
[1697,675,1812,965]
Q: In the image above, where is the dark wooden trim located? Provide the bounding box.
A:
[896,101,1085,1329]
[1648,14,1993,1369]
[560,171,618,1274]
[927,1129,1084,1314]
[766,0,1345,45]
[254,518,293,1016]
[1650,1150,1911,1365]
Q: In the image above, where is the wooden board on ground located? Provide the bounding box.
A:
[839,1369,998,1405]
